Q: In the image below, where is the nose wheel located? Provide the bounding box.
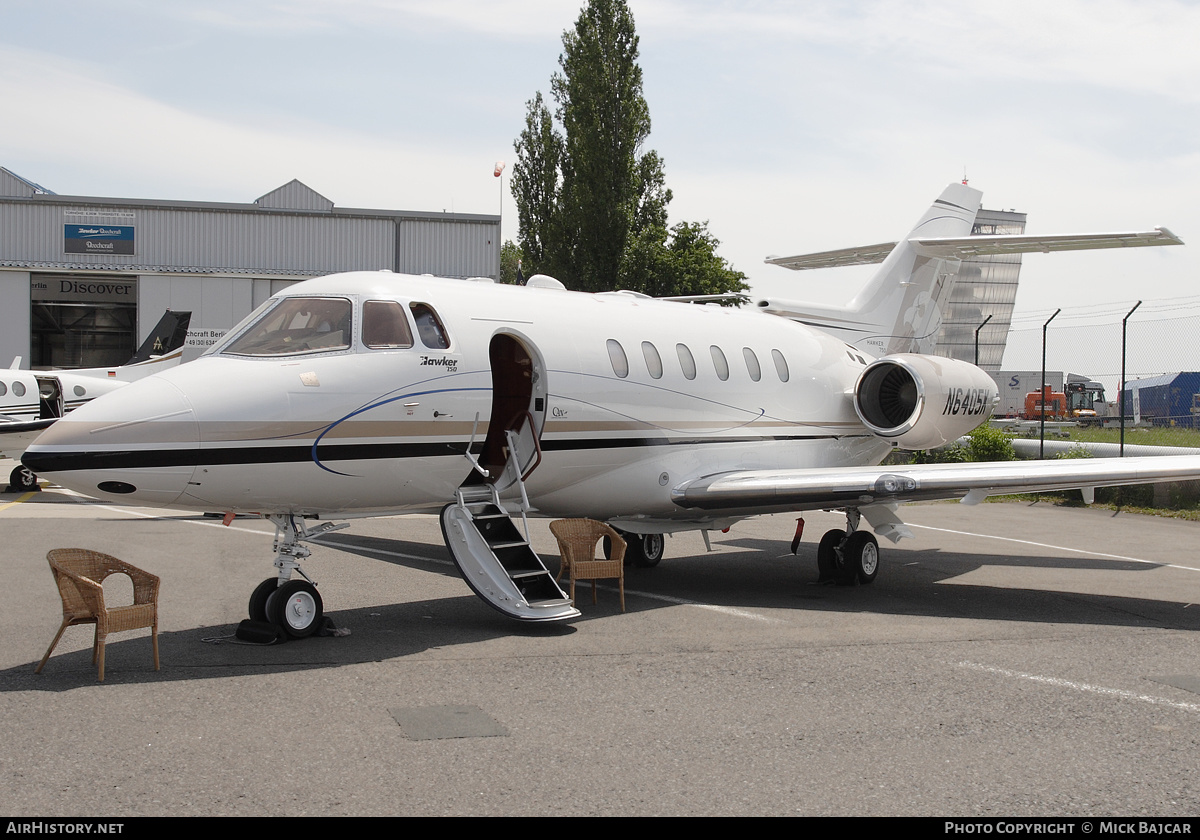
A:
[268,580,324,638]
[246,515,345,639]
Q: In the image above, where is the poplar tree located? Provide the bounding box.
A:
[512,0,746,299]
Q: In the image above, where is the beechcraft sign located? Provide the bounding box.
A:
[64,224,135,255]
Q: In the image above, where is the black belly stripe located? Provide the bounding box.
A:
[22,434,855,473]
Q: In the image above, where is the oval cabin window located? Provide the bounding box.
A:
[710,346,729,381]
[607,339,629,378]
[676,344,696,380]
[772,349,790,382]
[743,348,761,382]
[642,342,663,379]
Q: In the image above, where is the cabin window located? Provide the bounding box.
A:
[677,345,697,380]
[0,381,6,397]
[772,349,790,382]
[410,303,450,349]
[710,346,729,381]
[362,300,415,349]
[12,381,25,397]
[642,342,663,379]
[607,339,629,378]
[743,348,761,382]
[223,297,353,357]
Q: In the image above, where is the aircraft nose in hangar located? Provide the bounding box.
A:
[22,375,200,506]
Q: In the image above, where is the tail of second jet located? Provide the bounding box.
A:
[124,309,192,369]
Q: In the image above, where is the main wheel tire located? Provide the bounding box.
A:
[268,580,324,639]
[248,577,279,623]
[625,532,664,567]
[843,531,879,585]
[9,465,37,492]
[816,529,845,583]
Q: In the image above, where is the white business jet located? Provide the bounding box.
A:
[22,183,1198,636]
[1,310,191,490]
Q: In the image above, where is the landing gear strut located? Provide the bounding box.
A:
[816,509,878,586]
[247,515,346,638]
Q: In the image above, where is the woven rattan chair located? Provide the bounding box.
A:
[549,519,626,612]
[36,549,160,682]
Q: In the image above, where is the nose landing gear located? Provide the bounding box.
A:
[244,515,346,639]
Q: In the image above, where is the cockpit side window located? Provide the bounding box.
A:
[362,300,414,349]
[410,303,450,349]
[223,297,353,357]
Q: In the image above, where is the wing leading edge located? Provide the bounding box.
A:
[672,455,1200,514]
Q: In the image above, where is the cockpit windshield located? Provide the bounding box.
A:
[222,297,353,357]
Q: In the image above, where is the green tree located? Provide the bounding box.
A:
[513,0,745,299]
[621,221,747,298]
[511,92,562,275]
[499,240,522,285]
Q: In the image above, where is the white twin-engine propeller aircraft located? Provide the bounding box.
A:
[22,182,1199,635]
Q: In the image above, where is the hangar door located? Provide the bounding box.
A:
[31,274,138,369]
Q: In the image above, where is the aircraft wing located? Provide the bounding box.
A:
[0,418,57,461]
[765,228,1182,270]
[673,455,1200,515]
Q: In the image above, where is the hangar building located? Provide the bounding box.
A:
[0,167,501,368]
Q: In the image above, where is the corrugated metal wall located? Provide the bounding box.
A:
[1,201,500,279]
[0,189,500,365]
[396,218,499,279]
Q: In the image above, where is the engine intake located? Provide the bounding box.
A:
[854,354,997,450]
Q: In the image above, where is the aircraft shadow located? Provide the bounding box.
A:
[2,591,586,692]
[7,530,1195,691]
[653,533,1199,630]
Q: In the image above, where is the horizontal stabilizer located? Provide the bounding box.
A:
[766,242,897,270]
[911,227,1182,259]
[766,228,1181,271]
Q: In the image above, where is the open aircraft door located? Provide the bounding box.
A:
[441,330,576,622]
[473,331,548,491]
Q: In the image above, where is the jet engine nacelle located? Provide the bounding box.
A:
[854,354,998,450]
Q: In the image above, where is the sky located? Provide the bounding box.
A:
[3,0,1198,377]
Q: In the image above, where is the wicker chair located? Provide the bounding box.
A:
[549,519,626,612]
[36,549,160,682]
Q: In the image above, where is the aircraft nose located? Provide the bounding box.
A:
[23,376,199,506]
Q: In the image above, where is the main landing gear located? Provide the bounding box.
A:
[815,509,879,586]
[246,515,346,639]
[605,530,666,568]
[7,465,38,493]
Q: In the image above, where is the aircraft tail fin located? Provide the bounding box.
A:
[758,183,982,357]
[843,182,982,355]
[759,184,1182,359]
[126,310,192,366]
[763,182,979,355]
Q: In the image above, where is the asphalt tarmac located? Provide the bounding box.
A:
[2,468,1199,817]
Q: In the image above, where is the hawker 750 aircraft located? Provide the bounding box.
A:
[23,183,1199,635]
